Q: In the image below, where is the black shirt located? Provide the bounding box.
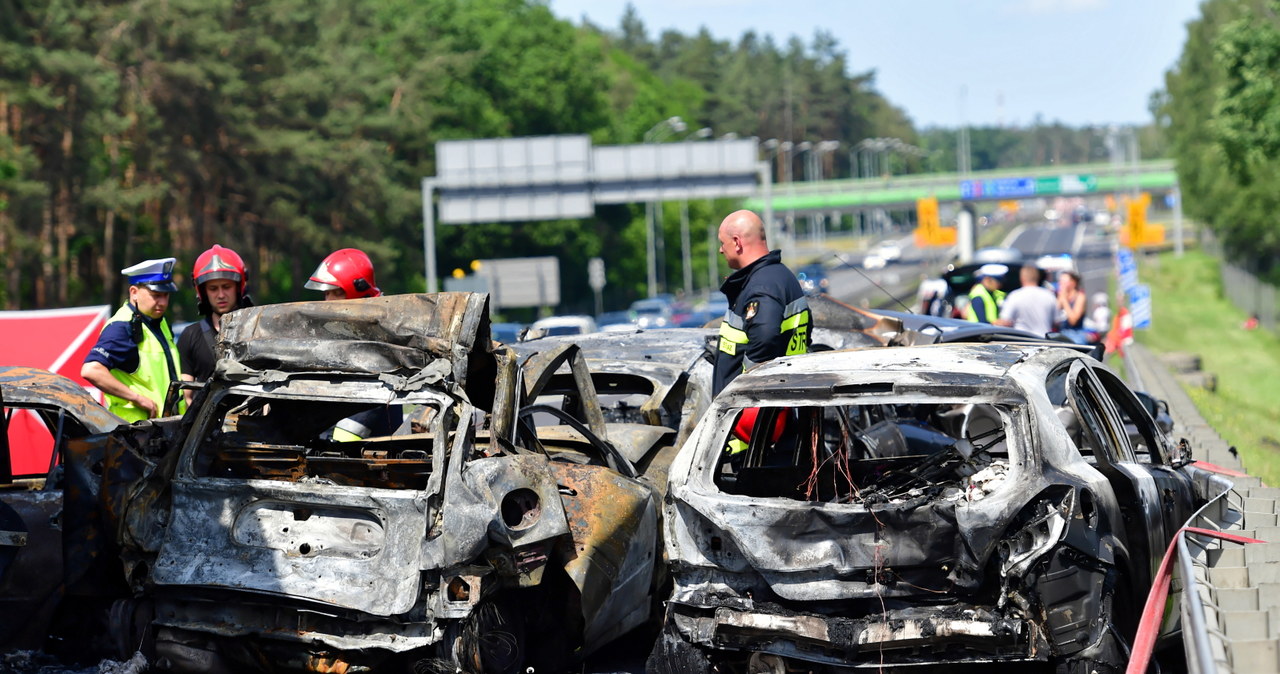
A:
[177,315,218,382]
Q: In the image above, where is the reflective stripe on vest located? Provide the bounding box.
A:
[718,311,748,356]
[964,285,1005,323]
[332,416,373,443]
[782,297,811,356]
[718,298,812,360]
[103,304,185,422]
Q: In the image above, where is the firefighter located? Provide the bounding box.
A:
[304,248,382,300]
[713,209,811,396]
[179,244,254,386]
[82,258,185,421]
[305,248,397,441]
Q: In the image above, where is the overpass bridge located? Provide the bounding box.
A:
[744,159,1176,214]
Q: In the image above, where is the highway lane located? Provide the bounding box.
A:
[1008,220,1114,304]
[818,220,1115,315]
[823,234,944,311]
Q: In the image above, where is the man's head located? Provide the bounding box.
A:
[305,248,381,301]
[717,210,769,270]
[193,244,248,316]
[122,257,178,319]
[1020,264,1042,288]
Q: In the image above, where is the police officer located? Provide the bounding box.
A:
[964,264,1009,324]
[713,210,811,396]
[82,258,185,421]
[306,248,397,441]
[179,244,254,386]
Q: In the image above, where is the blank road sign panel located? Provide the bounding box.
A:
[477,256,560,308]
[437,135,591,188]
[439,188,593,224]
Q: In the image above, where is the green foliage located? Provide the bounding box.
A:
[1135,250,1280,487]
[1161,0,1280,279]
[918,122,1163,173]
[0,0,932,314]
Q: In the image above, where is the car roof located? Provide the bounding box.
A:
[0,366,124,434]
[513,328,712,368]
[531,315,594,328]
[722,342,1071,399]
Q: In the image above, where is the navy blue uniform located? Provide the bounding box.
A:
[713,250,811,395]
[85,308,179,382]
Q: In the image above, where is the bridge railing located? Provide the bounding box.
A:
[771,159,1175,196]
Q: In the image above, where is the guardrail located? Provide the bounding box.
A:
[1127,467,1264,674]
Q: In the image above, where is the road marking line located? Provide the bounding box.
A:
[1000,224,1026,249]
[1071,223,1086,256]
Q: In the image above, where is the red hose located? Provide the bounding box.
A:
[1191,460,1250,478]
[1125,527,1266,674]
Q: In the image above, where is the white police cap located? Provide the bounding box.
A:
[121,257,179,293]
[975,263,1009,279]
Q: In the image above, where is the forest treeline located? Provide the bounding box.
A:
[1,0,1159,316]
[1160,0,1280,281]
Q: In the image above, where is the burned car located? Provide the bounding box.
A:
[652,343,1204,672]
[74,294,672,673]
[0,367,123,652]
[513,328,715,476]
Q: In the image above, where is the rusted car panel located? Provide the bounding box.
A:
[84,294,665,672]
[653,343,1203,672]
[0,367,123,651]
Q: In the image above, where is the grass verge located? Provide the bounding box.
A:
[1136,249,1280,486]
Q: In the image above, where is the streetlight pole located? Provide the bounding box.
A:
[790,141,811,245]
[679,126,712,296]
[642,116,685,298]
[812,140,839,245]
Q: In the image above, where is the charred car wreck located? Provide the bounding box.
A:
[652,343,1205,672]
[68,294,679,673]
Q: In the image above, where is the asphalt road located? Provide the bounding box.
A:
[821,220,1115,310]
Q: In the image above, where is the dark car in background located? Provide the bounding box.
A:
[795,263,830,296]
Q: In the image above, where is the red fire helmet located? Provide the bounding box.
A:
[305,248,381,299]
[192,244,246,303]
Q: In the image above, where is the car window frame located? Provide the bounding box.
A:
[1086,364,1171,466]
[1063,359,1137,469]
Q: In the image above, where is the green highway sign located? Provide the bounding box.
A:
[1035,174,1097,195]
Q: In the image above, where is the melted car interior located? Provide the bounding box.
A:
[715,399,1014,504]
[194,393,446,489]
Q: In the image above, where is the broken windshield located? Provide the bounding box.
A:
[713,398,1019,505]
[187,385,460,490]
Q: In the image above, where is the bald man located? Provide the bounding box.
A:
[713,210,811,394]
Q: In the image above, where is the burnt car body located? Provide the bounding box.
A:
[512,328,715,456]
[71,294,676,673]
[0,367,123,651]
[652,343,1206,672]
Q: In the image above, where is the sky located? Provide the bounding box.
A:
[547,0,1204,129]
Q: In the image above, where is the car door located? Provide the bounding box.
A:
[0,367,124,649]
[1087,366,1197,540]
[1064,360,1167,588]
